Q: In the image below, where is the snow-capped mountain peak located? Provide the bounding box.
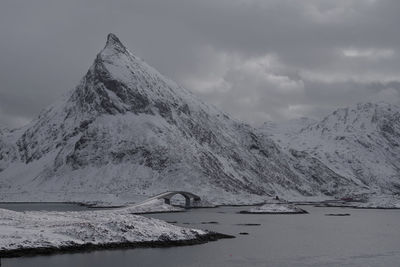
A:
[308,102,399,136]
[104,33,129,54]
[0,34,360,204]
[261,102,400,194]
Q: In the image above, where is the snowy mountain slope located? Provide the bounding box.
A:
[261,102,400,195]
[0,128,21,175]
[0,34,355,204]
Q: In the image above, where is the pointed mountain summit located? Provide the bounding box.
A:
[105,33,128,52]
[69,33,201,120]
[0,34,356,204]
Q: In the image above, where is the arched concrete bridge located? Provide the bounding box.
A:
[152,191,201,208]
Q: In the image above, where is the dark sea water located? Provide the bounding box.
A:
[0,202,90,212]
[2,204,400,267]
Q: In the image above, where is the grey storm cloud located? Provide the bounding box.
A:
[0,0,400,128]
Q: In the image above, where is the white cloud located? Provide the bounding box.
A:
[304,2,357,24]
[181,47,307,123]
[299,69,400,84]
[184,49,304,95]
[342,48,394,59]
[1,0,400,127]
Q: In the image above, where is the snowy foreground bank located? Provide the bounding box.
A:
[0,204,232,258]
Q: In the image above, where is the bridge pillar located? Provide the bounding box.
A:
[185,196,191,208]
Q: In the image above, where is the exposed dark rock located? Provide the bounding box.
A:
[239,209,308,214]
[236,223,261,226]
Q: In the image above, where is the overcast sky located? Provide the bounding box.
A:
[1,0,400,128]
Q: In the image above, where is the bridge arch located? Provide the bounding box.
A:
[154,191,201,208]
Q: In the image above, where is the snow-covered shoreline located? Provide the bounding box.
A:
[3,192,400,211]
[313,194,400,209]
[0,206,233,258]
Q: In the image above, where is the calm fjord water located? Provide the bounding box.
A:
[2,204,400,267]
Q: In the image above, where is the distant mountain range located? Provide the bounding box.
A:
[261,102,400,197]
[0,34,398,205]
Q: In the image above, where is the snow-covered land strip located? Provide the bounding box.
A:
[354,195,400,208]
[317,195,400,209]
[240,203,308,214]
[121,199,184,214]
[0,208,233,258]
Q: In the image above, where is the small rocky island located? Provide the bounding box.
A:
[240,199,308,214]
